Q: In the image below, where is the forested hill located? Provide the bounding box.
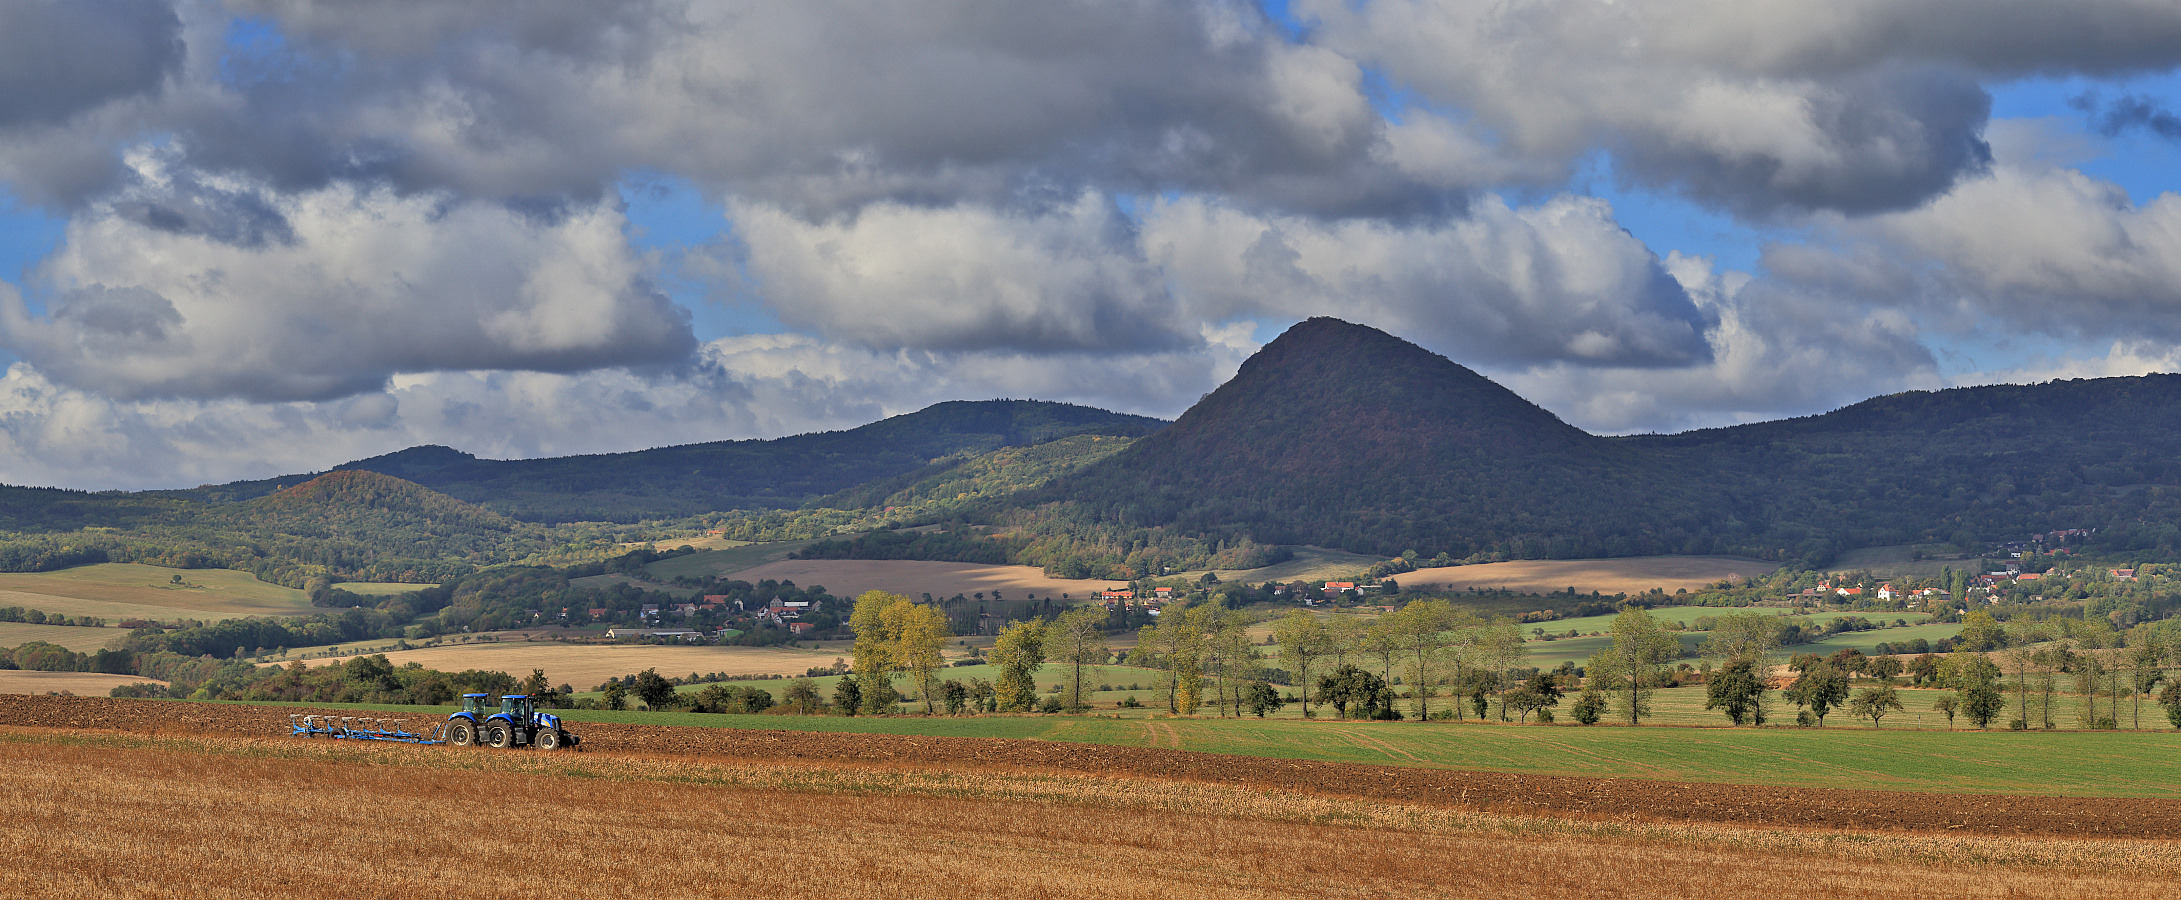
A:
[999,318,2181,568]
[1029,317,1730,560]
[161,399,1168,522]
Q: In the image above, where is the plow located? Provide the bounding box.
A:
[289,713,446,744]
[286,693,581,750]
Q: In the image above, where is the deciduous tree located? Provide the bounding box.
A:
[1273,610,1332,719]
[989,619,1047,712]
[1587,606,1679,725]
[1047,605,1109,713]
[1703,658,1767,726]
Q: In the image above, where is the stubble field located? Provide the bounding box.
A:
[298,640,848,686]
[2,696,2180,898]
[1401,556,1781,595]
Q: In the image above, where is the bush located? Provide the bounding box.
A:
[1117,696,1142,708]
[1038,695,1064,714]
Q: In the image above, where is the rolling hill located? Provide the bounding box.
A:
[162,399,1168,522]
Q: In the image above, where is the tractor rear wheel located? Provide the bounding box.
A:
[486,724,512,748]
[447,720,476,746]
[535,728,560,751]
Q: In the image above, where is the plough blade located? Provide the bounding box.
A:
[287,712,444,745]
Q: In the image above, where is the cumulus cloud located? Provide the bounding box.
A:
[733,195,1191,354]
[1763,161,2181,342]
[0,329,1258,490]
[1297,0,2181,216]
[1498,254,1943,433]
[0,152,695,402]
[1145,194,1713,368]
[117,0,1442,218]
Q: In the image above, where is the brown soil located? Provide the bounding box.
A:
[3,694,2175,839]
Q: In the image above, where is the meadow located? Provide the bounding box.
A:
[5,729,2175,899]
[0,623,125,652]
[0,563,424,623]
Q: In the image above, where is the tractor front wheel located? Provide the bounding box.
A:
[447,720,476,746]
[486,724,512,748]
[535,728,561,751]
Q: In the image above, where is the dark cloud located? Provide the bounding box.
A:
[2069,91,2181,141]
[0,0,182,128]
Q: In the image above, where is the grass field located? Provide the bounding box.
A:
[1185,545,1391,584]
[330,581,439,597]
[567,572,697,598]
[639,538,825,580]
[7,731,2172,899]
[0,623,124,652]
[1833,544,1978,579]
[219,691,2181,798]
[1404,555,1781,595]
[0,564,314,622]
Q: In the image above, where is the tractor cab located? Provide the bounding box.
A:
[500,695,534,720]
[459,693,492,717]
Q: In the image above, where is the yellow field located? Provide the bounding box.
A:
[731,558,1121,600]
[0,623,125,652]
[1402,555,1780,595]
[0,564,314,622]
[299,640,849,687]
[1,730,2173,899]
[0,672,162,695]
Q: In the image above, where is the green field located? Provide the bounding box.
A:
[334,582,440,597]
[229,695,2181,798]
[0,622,126,651]
[642,539,826,581]
[0,564,314,622]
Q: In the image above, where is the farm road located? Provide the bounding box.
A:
[3,695,2176,839]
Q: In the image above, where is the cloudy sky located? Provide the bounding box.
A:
[3,0,2181,490]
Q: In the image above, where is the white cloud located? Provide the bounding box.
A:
[733,195,1189,354]
[1144,193,1713,368]
[0,151,694,402]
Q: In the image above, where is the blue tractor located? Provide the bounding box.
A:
[444,693,581,750]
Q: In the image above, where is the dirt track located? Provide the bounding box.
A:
[4,694,2176,839]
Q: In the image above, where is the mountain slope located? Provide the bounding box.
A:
[165,400,1167,522]
[1037,318,1727,559]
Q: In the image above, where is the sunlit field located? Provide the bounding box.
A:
[2,729,2175,900]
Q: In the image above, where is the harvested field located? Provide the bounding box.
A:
[298,641,846,686]
[5,695,2181,840]
[0,564,314,622]
[0,673,163,695]
[6,728,2177,900]
[1403,555,1779,595]
[729,558,1118,601]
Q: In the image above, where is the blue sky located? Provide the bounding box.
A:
[0,1,2179,489]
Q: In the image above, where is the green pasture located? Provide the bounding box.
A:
[229,691,2181,798]
[0,563,314,622]
[0,622,126,652]
[333,582,440,597]
[1798,622,1960,655]
[642,539,825,581]
[1522,632,1708,669]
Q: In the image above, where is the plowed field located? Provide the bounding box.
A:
[4,695,2176,839]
